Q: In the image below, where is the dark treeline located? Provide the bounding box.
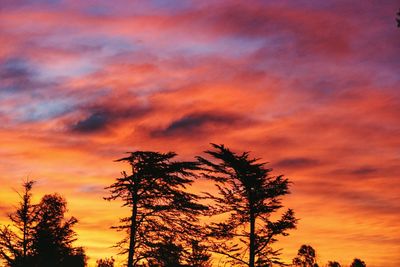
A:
[0,144,367,267]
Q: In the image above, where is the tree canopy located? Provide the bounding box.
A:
[292,244,319,267]
[105,151,208,267]
[197,144,297,267]
[0,181,86,267]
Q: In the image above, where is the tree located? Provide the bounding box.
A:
[197,144,297,267]
[0,182,86,267]
[147,237,184,267]
[31,194,86,267]
[96,257,115,267]
[350,258,366,267]
[185,240,212,267]
[292,245,318,267]
[145,237,212,267]
[327,261,341,267]
[105,151,208,267]
[0,180,38,267]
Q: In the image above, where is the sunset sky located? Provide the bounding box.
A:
[0,1,399,266]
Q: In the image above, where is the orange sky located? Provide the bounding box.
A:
[0,1,399,266]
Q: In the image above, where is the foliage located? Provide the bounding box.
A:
[327,261,341,267]
[0,181,86,267]
[0,180,37,267]
[197,144,297,267]
[292,245,318,267]
[96,257,115,267]
[105,151,208,267]
[31,194,86,267]
[350,258,366,267]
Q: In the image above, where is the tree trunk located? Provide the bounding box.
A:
[127,195,138,267]
[22,191,29,265]
[128,166,139,267]
[249,210,255,267]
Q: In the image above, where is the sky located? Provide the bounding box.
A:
[0,0,399,266]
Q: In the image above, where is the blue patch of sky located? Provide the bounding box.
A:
[1,0,63,10]
[84,5,113,17]
[27,0,62,5]
[158,35,266,59]
[36,58,98,81]
[16,98,75,123]
[261,0,335,11]
[148,0,196,13]
[35,35,137,80]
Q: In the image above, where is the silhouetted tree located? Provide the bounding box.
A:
[105,151,208,267]
[146,237,184,267]
[350,258,366,267]
[96,257,115,267]
[292,245,318,267]
[186,240,212,267]
[0,180,37,267]
[396,9,400,27]
[327,261,341,267]
[31,194,86,267]
[197,144,297,267]
[0,182,86,267]
[145,237,212,267]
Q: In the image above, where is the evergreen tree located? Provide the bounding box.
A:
[105,151,208,267]
[0,181,86,267]
[96,257,115,267]
[0,180,37,267]
[350,258,366,267]
[292,245,318,267]
[31,194,86,267]
[147,237,184,267]
[185,240,212,267]
[197,144,297,267]
[327,261,341,267]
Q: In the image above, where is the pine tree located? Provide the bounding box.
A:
[105,151,208,267]
[197,144,297,267]
[292,245,319,267]
[350,258,366,267]
[0,180,37,267]
[0,181,86,267]
[31,194,86,267]
[96,257,115,267]
[327,261,341,267]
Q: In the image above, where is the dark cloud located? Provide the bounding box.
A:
[330,166,379,177]
[72,112,109,133]
[274,157,320,169]
[70,105,150,134]
[151,112,243,138]
[350,167,378,176]
[0,58,36,92]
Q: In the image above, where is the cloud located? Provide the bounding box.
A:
[70,102,150,134]
[150,112,244,138]
[335,166,379,177]
[77,185,105,194]
[274,157,320,170]
[0,58,37,92]
[72,112,109,133]
[0,1,399,266]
